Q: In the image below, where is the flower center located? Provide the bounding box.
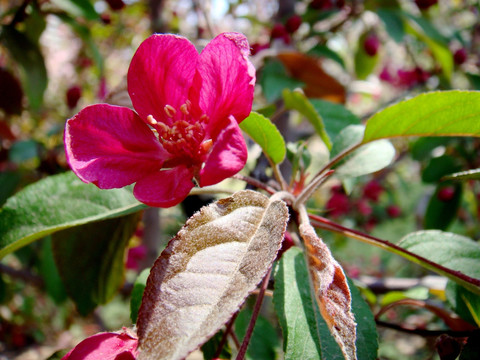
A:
[145,101,212,162]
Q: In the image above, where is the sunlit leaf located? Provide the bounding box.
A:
[442,168,480,181]
[240,112,286,164]
[52,213,140,315]
[363,91,480,143]
[331,125,395,178]
[283,89,332,150]
[299,222,357,360]
[137,190,289,360]
[399,230,480,294]
[0,171,146,258]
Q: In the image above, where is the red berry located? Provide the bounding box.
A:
[386,205,401,218]
[363,180,383,203]
[106,0,125,11]
[271,24,288,39]
[327,192,350,217]
[363,34,380,56]
[415,0,438,10]
[285,15,302,34]
[357,199,372,217]
[250,42,269,56]
[453,48,467,65]
[437,186,455,201]
[66,85,81,109]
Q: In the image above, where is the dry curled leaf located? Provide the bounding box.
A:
[137,190,289,360]
[299,222,357,360]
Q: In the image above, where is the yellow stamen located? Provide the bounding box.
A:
[147,115,158,125]
[164,104,176,118]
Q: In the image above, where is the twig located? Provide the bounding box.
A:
[214,311,239,358]
[236,267,272,360]
[376,320,476,338]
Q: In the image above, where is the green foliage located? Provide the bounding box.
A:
[52,212,140,315]
[0,171,146,258]
[0,26,47,110]
[363,91,480,143]
[240,112,286,164]
[283,89,332,149]
[274,247,378,360]
[130,268,149,323]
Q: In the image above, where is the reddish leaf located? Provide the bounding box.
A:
[300,221,357,360]
[277,52,346,103]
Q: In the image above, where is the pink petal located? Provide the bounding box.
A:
[128,34,199,125]
[133,166,195,207]
[62,332,138,360]
[189,33,255,133]
[199,116,247,187]
[65,104,167,189]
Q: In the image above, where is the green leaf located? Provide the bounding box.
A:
[130,268,150,324]
[460,331,480,360]
[0,26,47,110]
[39,237,67,304]
[52,213,140,315]
[310,99,361,142]
[377,9,405,43]
[0,171,20,207]
[355,32,380,80]
[274,247,378,360]
[50,0,99,20]
[283,89,332,150]
[421,155,462,183]
[424,182,462,230]
[55,13,104,73]
[260,60,304,102]
[363,91,480,143]
[201,329,232,360]
[8,140,40,164]
[0,171,146,258]
[442,168,480,181]
[446,282,480,327]
[308,45,345,68]
[240,112,286,164]
[404,15,453,79]
[331,125,395,178]
[399,230,480,293]
[235,308,280,360]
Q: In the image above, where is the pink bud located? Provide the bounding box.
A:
[415,0,438,10]
[285,15,302,34]
[66,86,82,110]
[437,186,455,201]
[386,205,401,218]
[453,48,467,65]
[363,34,380,57]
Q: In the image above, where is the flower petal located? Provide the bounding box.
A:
[133,166,194,207]
[65,104,166,189]
[128,34,199,125]
[190,32,255,132]
[62,332,137,360]
[199,116,247,187]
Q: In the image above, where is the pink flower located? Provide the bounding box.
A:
[65,33,255,207]
[62,330,138,360]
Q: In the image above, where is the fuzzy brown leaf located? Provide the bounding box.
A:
[300,222,357,360]
[137,190,289,360]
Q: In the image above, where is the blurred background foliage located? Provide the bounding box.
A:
[1,0,480,359]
